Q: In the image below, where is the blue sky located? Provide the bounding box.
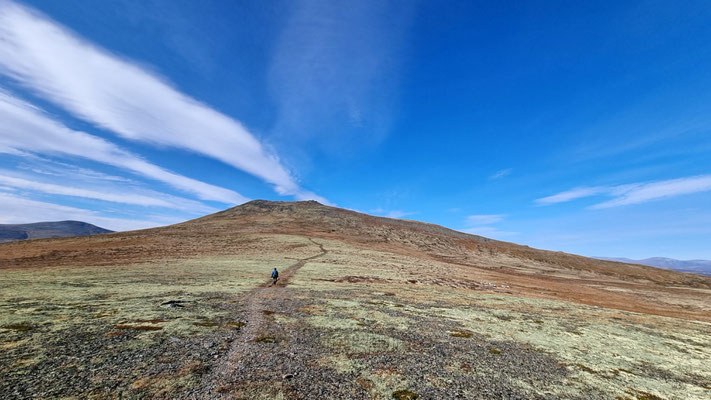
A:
[0,0,710,259]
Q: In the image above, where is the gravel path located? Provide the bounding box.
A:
[189,238,327,398]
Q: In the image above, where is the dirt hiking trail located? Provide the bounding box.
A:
[191,238,327,398]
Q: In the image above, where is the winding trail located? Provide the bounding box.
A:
[192,237,327,398]
[239,238,326,342]
[268,238,327,288]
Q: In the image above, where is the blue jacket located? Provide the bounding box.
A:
[271,269,278,278]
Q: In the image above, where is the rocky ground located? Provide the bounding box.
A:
[2,236,709,399]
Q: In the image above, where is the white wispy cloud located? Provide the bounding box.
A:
[535,186,608,205]
[0,173,217,213]
[0,1,326,203]
[0,192,176,231]
[466,214,506,225]
[384,210,416,219]
[490,168,512,180]
[0,90,246,204]
[537,175,711,208]
[18,157,134,183]
[591,176,711,209]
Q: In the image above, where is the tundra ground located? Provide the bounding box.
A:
[2,234,709,399]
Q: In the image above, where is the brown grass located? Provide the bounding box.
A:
[1,200,709,323]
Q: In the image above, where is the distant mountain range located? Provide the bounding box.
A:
[596,257,711,276]
[0,221,112,243]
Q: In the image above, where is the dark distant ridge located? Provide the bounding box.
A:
[0,221,112,243]
[596,256,711,277]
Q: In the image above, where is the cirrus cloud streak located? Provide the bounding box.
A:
[0,90,246,204]
[0,173,217,213]
[536,175,711,209]
[0,1,326,203]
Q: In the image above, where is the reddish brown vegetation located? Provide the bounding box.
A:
[1,200,710,322]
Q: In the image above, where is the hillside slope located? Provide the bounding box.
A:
[2,200,710,399]
[0,220,112,243]
[1,200,709,319]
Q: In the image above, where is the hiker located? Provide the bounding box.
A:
[271,267,279,286]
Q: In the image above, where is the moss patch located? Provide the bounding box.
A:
[193,322,219,327]
[254,336,277,343]
[575,363,596,373]
[448,329,472,338]
[3,323,32,331]
[624,389,665,400]
[392,389,419,399]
